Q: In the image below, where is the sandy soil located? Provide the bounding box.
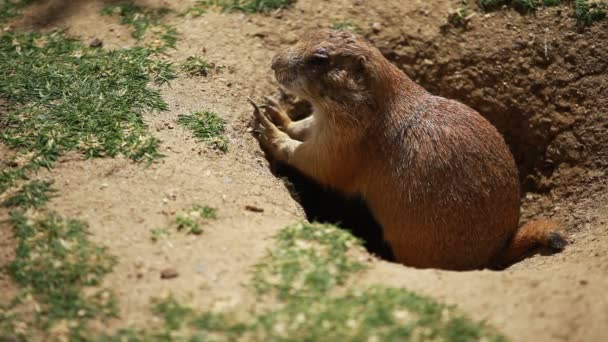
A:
[2,0,607,341]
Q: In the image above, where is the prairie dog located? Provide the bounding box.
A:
[249,29,565,270]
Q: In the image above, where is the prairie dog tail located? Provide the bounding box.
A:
[494,219,567,268]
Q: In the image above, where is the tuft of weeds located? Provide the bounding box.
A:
[447,1,475,28]
[180,55,214,77]
[101,1,177,50]
[1,180,56,209]
[181,1,207,17]
[0,31,174,179]
[150,227,170,242]
[576,0,607,24]
[177,111,229,152]
[0,164,28,195]
[175,205,217,235]
[330,20,363,33]
[6,211,117,335]
[153,205,218,240]
[202,0,296,13]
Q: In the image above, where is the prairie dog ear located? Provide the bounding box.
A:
[357,55,368,67]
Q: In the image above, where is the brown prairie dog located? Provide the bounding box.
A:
[250,29,566,270]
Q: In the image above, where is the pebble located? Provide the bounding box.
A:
[371,22,382,33]
[160,268,179,279]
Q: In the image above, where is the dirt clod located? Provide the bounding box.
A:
[160,268,179,280]
[245,205,264,213]
[89,38,103,48]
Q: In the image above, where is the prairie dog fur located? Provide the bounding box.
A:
[250,29,566,270]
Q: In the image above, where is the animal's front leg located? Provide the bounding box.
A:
[250,98,323,180]
[262,96,315,141]
[250,98,300,163]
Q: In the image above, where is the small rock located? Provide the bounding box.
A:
[371,22,382,33]
[160,268,179,279]
[89,38,103,48]
[245,205,264,213]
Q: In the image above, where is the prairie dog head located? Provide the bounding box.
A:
[271,29,388,115]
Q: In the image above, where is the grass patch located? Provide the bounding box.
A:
[5,211,117,338]
[1,25,175,340]
[253,222,367,300]
[180,55,214,77]
[478,0,607,24]
[1,180,56,209]
[101,1,177,50]
[0,31,174,192]
[200,0,296,13]
[0,0,36,23]
[177,111,229,152]
[576,0,607,24]
[330,20,363,33]
[100,222,505,341]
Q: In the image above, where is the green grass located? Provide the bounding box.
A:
[0,31,175,193]
[253,222,367,300]
[478,0,607,23]
[576,0,607,24]
[101,1,177,50]
[1,180,56,209]
[5,211,117,338]
[99,222,505,341]
[177,111,229,152]
[0,0,36,23]
[201,0,296,13]
[180,55,214,77]
[330,20,363,33]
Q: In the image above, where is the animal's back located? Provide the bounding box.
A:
[363,96,520,269]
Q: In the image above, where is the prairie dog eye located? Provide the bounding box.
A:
[310,47,329,65]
